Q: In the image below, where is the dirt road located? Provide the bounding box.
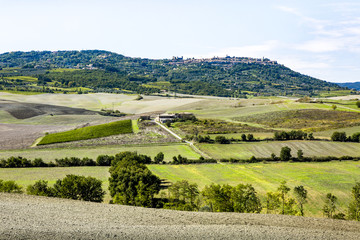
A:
[1,193,360,239]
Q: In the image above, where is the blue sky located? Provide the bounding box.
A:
[1,0,360,83]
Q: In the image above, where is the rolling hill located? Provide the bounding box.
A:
[0,50,348,97]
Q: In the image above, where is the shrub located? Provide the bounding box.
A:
[0,179,23,193]
[96,155,114,166]
[27,180,54,197]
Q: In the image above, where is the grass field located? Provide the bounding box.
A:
[315,126,360,138]
[4,76,38,82]
[149,162,360,216]
[0,161,359,216]
[0,143,201,162]
[38,119,133,145]
[132,120,140,133]
[234,109,360,131]
[198,141,360,159]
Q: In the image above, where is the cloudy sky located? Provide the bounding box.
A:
[1,0,360,82]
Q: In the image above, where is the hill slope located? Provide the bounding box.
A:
[1,193,359,240]
[336,82,360,90]
[0,50,345,97]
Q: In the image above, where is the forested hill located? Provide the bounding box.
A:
[0,50,345,97]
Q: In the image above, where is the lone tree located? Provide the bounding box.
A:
[280,146,292,161]
[278,181,291,214]
[297,149,304,161]
[356,101,360,108]
[348,182,360,221]
[109,152,161,207]
[294,185,308,216]
[323,193,337,218]
[154,152,164,164]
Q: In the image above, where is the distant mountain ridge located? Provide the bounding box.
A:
[336,82,360,91]
[0,50,346,97]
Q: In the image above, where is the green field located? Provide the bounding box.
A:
[0,143,201,162]
[4,76,38,81]
[198,141,360,159]
[38,119,133,145]
[149,162,360,216]
[0,161,359,216]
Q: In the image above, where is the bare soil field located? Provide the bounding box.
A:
[0,99,97,119]
[0,123,68,150]
[1,193,359,240]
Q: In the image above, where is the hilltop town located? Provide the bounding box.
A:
[168,56,278,66]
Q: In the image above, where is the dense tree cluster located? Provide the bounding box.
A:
[26,175,105,202]
[109,152,161,207]
[274,130,313,141]
[331,131,360,142]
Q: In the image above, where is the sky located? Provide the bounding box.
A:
[1,0,360,83]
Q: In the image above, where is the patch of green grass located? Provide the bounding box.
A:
[198,141,360,159]
[38,119,133,145]
[0,143,200,162]
[315,126,360,138]
[49,68,81,72]
[132,119,140,133]
[148,161,360,216]
[316,90,354,97]
[0,90,44,95]
[4,76,38,82]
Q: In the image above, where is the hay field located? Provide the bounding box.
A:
[198,141,360,159]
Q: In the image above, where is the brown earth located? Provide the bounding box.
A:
[1,193,360,240]
[0,99,98,119]
[0,123,68,150]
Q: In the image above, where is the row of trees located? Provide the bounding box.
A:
[0,152,218,168]
[274,130,314,141]
[331,131,360,142]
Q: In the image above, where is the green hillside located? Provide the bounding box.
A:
[0,50,350,97]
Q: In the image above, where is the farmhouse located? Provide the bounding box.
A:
[156,112,195,123]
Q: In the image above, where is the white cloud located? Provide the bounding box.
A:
[295,39,344,53]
